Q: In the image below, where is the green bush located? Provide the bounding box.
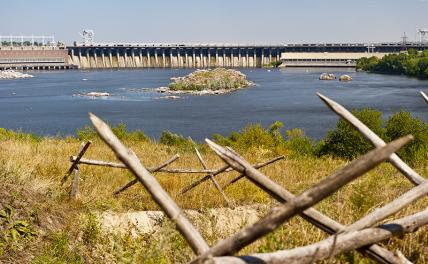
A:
[159,131,196,151]
[284,128,315,157]
[213,122,285,151]
[0,128,40,142]
[76,123,148,142]
[385,110,428,166]
[316,109,385,159]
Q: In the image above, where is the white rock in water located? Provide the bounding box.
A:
[0,70,34,79]
[85,92,111,97]
[319,73,336,80]
[339,74,353,81]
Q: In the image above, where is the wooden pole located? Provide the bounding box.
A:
[69,156,214,173]
[180,156,284,195]
[223,156,285,189]
[420,91,428,104]
[317,93,426,185]
[89,113,209,255]
[113,154,180,195]
[69,142,86,199]
[195,136,412,258]
[210,208,428,264]
[62,141,91,184]
[194,148,234,208]
[191,139,412,264]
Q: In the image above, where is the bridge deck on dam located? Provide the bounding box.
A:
[66,42,428,69]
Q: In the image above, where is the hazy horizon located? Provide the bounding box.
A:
[1,0,428,45]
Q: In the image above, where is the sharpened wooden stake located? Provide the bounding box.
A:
[191,138,413,264]
[317,92,426,185]
[421,91,428,104]
[89,113,209,255]
[113,154,180,195]
[69,142,87,199]
[62,141,91,184]
[194,148,234,208]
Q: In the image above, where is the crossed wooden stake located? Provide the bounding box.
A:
[64,91,427,263]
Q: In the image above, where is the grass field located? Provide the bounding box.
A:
[0,134,427,263]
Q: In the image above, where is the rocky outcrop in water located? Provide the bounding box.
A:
[0,70,33,79]
[319,73,336,80]
[161,68,254,95]
[339,74,353,81]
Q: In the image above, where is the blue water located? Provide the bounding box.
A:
[0,68,427,141]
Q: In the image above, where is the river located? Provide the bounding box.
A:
[0,68,427,141]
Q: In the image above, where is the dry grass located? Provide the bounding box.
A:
[0,136,427,263]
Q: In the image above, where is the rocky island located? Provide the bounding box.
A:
[156,68,254,95]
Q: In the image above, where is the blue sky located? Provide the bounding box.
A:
[1,0,427,45]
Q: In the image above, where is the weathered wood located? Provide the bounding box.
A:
[180,156,284,195]
[194,136,412,259]
[70,156,126,168]
[317,92,426,185]
[194,148,234,208]
[211,208,428,264]
[192,139,411,264]
[69,142,86,199]
[89,113,209,255]
[62,141,91,184]
[69,156,213,173]
[421,91,428,104]
[113,154,180,195]
[223,156,285,189]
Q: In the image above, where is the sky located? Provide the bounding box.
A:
[1,0,427,45]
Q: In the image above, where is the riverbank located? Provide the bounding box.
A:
[357,49,428,79]
[0,127,427,263]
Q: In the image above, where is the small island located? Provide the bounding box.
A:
[156,68,254,95]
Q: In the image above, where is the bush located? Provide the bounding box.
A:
[0,128,40,142]
[316,109,385,159]
[385,111,428,166]
[284,128,315,157]
[76,123,148,142]
[159,131,196,151]
[212,122,285,152]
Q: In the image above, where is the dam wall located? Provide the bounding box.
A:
[67,42,428,69]
[68,46,282,69]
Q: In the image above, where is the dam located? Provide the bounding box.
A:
[67,42,428,69]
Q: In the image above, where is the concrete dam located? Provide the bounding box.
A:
[67,42,428,69]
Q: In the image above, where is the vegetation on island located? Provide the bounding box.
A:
[168,68,253,91]
[357,49,428,79]
[0,109,427,263]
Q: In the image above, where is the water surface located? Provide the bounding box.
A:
[0,68,427,141]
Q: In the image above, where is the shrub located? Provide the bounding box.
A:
[159,131,196,151]
[76,123,148,142]
[316,109,385,159]
[385,110,428,166]
[284,128,315,157]
[212,122,285,151]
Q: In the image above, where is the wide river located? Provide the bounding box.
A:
[0,68,427,141]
